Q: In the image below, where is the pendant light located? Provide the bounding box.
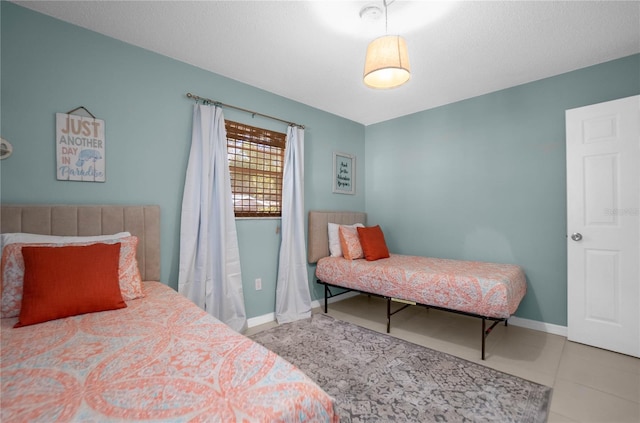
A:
[363,0,411,89]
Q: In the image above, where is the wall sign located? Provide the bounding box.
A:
[56,112,105,182]
[333,151,355,195]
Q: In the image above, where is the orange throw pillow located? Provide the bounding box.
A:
[15,243,126,327]
[357,225,390,261]
[1,236,143,319]
[339,225,364,260]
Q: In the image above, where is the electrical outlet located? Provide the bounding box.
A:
[255,278,262,290]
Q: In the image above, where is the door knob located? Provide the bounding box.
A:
[571,233,583,241]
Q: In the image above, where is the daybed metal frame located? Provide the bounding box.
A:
[317,279,507,360]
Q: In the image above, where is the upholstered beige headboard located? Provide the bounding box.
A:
[308,210,367,263]
[0,205,161,281]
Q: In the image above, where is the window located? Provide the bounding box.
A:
[226,120,286,218]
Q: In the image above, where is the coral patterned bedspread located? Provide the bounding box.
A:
[1,282,337,422]
[316,255,526,318]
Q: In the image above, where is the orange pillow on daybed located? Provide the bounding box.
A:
[15,243,126,327]
[339,225,364,260]
[357,225,390,261]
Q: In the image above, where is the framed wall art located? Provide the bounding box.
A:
[332,151,355,195]
[56,107,106,182]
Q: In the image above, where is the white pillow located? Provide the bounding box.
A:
[328,223,363,257]
[1,232,131,253]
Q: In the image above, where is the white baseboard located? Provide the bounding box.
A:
[310,291,360,310]
[508,316,568,337]
[246,292,360,328]
[247,293,569,338]
[247,312,276,328]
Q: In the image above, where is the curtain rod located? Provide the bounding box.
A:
[186,93,304,129]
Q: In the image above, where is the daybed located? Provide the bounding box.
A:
[1,204,337,422]
[307,211,527,360]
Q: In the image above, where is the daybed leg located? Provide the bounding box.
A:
[386,298,391,333]
[324,284,328,313]
[505,319,508,327]
[481,318,486,360]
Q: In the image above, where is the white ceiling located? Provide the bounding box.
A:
[14,1,640,126]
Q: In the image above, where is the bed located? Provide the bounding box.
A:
[307,211,527,360]
[1,204,337,422]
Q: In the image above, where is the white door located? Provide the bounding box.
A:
[566,95,639,358]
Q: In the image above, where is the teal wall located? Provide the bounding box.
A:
[2,3,639,327]
[364,54,640,326]
[0,3,366,319]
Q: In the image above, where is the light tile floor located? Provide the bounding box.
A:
[246,294,640,423]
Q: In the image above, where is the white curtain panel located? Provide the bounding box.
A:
[178,104,247,333]
[275,126,311,324]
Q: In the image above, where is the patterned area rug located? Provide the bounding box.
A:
[250,313,551,423]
